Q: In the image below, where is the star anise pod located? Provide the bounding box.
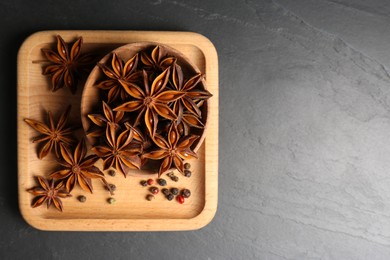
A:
[171,63,212,119]
[96,53,141,103]
[27,176,71,212]
[50,139,110,194]
[142,123,199,176]
[140,45,176,76]
[24,105,75,159]
[114,69,184,136]
[42,35,94,94]
[87,101,124,138]
[91,125,142,177]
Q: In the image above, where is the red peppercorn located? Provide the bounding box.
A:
[150,187,159,194]
[177,195,185,204]
[147,179,154,185]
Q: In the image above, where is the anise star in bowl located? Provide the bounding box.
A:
[114,69,184,136]
[140,45,176,76]
[143,123,199,177]
[91,125,142,177]
[50,139,110,194]
[171,63,212,119]
[42,35,94,94]
[87,101,124,138]
[24,105,75,159]
[96,53,141,103]
[27,176,71,212]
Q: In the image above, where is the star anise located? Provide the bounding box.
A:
[140,45,176,76]
[42,35,94,94]
[114,69,184,136]
[142,123,199,176]
[91,125,142,177]
[87,101,124,138]
[24,105,75,159]
[96,53,141,103]
[50,139,110,194]
[27,176,71,212]
[171,63,212,119]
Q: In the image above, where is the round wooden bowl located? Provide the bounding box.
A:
[81,42,209,176]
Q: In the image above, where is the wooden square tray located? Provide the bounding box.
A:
[17,30,218,231]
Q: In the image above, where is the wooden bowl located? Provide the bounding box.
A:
[81,42,209,176]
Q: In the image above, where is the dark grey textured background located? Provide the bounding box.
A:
[3,0,390,259]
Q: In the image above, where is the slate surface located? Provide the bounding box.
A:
[2,0,390,259]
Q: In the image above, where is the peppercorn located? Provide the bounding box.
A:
[171,176,179,182]
[157,178,167,186]
[170,188,179,195]
[181,189,191,198]
[162,188,170,196]
[140,180,148,187]
[184,170,192,178]
[147,179,154,185]
[167,194,174,201]
[108,170,116,177]
[108,184,116,192]
[78,195,86,203]
[184,163,191,170]
[150,186,159,194]
[146,194,155,201]
[177,195,185,204]
[107,198,116,204]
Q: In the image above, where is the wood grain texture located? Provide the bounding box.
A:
[17,30,218,231]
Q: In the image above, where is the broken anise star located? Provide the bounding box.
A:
[91,125,142,177]
[114,68,184,136]
[142,123,199,177]
[27,176,71,212]
[96,53,141,103]
[24,105,75,159]
[87,101,124,138]
[140,45,176,76]
[42,35,94,94]
[50,139,110,194]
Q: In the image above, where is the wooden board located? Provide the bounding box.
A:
[17,30,218,231]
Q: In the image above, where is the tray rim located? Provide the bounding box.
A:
[17,30,219,231]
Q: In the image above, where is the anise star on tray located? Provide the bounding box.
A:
[27,176,71,212]
[42,35,94,94]
[143,123,199,177]
[91,125,142,177]
[114,69,184,136]
[96,53,141,103]
[24,105,75,159]
[50,138,110,194]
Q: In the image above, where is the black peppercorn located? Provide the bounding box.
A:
[78,195,86,202]
[167,194,174,201]
[162,188,170,196]
[170,188,179,195]
[184,170,192,178]
[171,176,179,182]
[108,170,116,177]
[109,184,116,192]
[157,178,167,186]
[181,189,191,198]
[140,180,148,187]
